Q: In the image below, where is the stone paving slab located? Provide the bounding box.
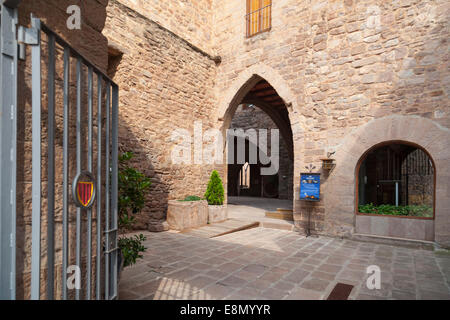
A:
[119,228,450,300]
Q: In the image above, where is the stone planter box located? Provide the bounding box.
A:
[166,200,208,231]
[355,214,434,241]
[208,205,228,224]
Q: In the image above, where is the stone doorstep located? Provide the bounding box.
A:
[276,208,294,213]
[260,221,295,231]
[265,211,294,221]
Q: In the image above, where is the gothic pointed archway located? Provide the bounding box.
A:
[222,77,295,219]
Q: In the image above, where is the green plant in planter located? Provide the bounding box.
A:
[118,151,150,268]
[204,170,224,205]
[407,204,433,217]
[358,203,376,214]
[358,203,433,217]
[178,195,203,202]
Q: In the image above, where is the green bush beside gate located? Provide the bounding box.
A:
[118,151,150,267]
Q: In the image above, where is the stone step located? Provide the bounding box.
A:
[276,208,293,213]
[265,210,294,221]
[260,220,295,231]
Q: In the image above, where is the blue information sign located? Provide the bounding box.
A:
[300,173,321,201]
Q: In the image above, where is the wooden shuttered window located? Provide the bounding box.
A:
[246,0,272,37]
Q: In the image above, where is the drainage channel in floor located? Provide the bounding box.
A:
[326,283,355,300]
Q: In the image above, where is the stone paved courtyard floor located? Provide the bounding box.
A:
[119,228,450,300]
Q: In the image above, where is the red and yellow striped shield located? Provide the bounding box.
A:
[77,181,94,207]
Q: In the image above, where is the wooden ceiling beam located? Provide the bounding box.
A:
[250,81,272,91]
[263,95,282,102]
[253,89,278,97]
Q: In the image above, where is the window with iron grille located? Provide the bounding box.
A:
[246,0,272,37]
[357,143,435,218]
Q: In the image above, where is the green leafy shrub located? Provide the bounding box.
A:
[358,203,433,217]
[358,203,376,214]
[117,151,150,268]
[377,204,409,216]
[204,170,224,205]
[118,234,147,267]
[118,151,151,229]
[407,205,433,217]
[178,195,203,202]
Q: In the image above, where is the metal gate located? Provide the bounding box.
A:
[0,1,119,300]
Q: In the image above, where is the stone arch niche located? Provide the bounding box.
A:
[355,141,435,241]
[216,64,300,204]
[325,115,450,247]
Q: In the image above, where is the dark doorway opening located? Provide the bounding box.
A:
[226,79,293,200]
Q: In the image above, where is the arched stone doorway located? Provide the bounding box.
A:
[223,77,294,199]
[218,72,296,224]
[227,100,293,200]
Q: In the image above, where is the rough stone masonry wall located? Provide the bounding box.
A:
[213,0,449,238]
[16,0,109,300]
[114,0,214,54]
[104,0,221,231]
[230,105,293,199]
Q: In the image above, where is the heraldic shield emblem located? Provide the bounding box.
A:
[72,171,96,209]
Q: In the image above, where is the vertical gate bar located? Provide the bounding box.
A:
[0,3,18,300]
[86,66,93,300]
[96,74,102,300]
[111,84,119,299]
[47,32,56,300]
[30,17,42,301]
[104,82,111,299]
[75,56,82,300]
[62,46,70,300]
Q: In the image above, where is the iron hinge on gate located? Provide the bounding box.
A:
[17,22,39,60]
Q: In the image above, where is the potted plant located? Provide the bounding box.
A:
[167,195,208,231]
[204,170,227,223]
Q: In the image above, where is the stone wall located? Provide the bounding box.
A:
[114,0,214,54]
[212,0,450,243]
[103,0,221,231]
